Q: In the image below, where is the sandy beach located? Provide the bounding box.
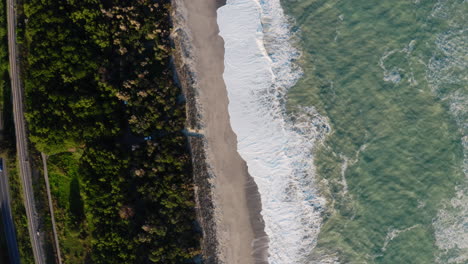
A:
[171,0,269,263]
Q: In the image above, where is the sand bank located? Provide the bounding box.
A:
[171,0,269,263]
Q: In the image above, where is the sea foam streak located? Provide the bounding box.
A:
[218,0,328,263]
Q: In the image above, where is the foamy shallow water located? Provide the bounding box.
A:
[218,0,328,263]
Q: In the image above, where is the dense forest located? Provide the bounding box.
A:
[0,0,9,103]
[21,0,200,263]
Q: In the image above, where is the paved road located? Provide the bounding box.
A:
[0,159,21,264]
[7,0,46,263]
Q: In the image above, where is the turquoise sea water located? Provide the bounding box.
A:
[280,0,467,263]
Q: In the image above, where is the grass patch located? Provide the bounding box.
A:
[48,151,90,264]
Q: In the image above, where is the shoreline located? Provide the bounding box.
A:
[171,0,269,263]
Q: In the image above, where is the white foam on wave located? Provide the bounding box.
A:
[217,0,329,263]
[428,4,468,262]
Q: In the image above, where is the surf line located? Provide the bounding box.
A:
[218,0,330,263]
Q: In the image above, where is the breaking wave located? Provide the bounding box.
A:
[218,0,330,263]
[428,2,468,262]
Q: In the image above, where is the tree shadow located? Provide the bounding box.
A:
[69,177,85,227]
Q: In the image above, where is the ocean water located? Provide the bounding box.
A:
[218,0,467,263]
[281,0,467,263]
